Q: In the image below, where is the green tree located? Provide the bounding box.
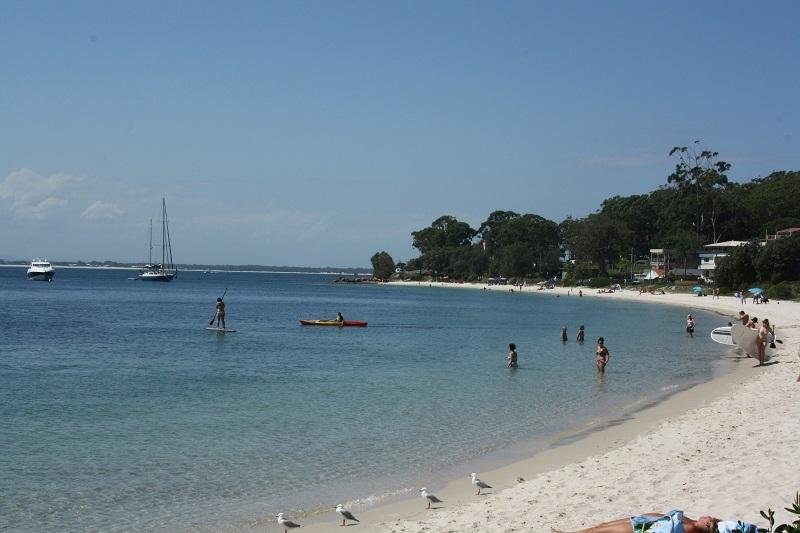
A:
[370,251,395,280]
[755,234,800,284]
[662,229,703,276]
[714,241,760,289]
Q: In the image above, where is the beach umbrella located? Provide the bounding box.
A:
[692,286,703,293]
[748,287,764,294]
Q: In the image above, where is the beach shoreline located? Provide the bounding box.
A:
[286,281,800,532]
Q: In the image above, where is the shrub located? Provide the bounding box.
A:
[588,277,611,288]
[767,281,797,300]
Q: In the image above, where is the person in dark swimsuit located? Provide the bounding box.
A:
[576,325,585,343]
[215,297,226,329]
[507,343,518,368]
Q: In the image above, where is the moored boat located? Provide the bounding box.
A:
[137,199,177,282]
[299,319,368,327]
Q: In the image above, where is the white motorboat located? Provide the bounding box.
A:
[137,199,177,282]
[27,259,55,281]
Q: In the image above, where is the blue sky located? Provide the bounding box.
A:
[1,1,798,266]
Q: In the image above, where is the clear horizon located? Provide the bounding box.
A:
[2,1,798,267]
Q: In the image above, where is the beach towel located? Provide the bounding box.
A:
[629,509,683,532]
[715,520,758,533]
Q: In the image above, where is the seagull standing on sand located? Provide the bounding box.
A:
[335,504,360,526]
[276,512,301,532]
[419,487,443,509]
[469,472,492,495]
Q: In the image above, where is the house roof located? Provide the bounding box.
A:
[703,240,749,248]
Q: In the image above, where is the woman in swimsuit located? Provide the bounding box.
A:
[215,297,226,329]
[595,337,609,373]
[756,318,770,366]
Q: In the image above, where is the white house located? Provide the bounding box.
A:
[698,240,750,281]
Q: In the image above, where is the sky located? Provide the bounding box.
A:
[1,1,798,267]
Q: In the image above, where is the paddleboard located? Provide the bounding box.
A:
[731,324,768,360]
[206,327,237,333]
[710,326,735,346]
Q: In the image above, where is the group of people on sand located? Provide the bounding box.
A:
[507,327,610,372]
[737,311,774,366]
[552,509,758,533]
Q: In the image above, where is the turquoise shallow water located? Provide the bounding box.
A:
[0,268,727,531]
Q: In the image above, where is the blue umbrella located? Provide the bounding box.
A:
[692,286,703,293]
[748,287,763,294]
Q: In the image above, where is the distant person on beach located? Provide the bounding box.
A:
[507,343,518,368]
[756,318,770,365]
[336,311,345,325]
[560,327,568,342]
[214,297,226,329]
[551,510,757,533]
[686,314,695,337]
[579,290,583,297]
[576,325,585,343]
[595,338,609,372]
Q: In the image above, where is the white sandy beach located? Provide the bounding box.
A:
[295,282,800,533]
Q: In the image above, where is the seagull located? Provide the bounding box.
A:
[335,504,359,526]
[469,472,492,495]
[419,487,443,509]
[276,512,301,532]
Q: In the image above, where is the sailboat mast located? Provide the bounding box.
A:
[149,219,153,264]
[161,198,166,266]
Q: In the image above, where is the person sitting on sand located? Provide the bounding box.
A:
[507,343,518,368]
[595,337,609,373]
[551,509,758,533]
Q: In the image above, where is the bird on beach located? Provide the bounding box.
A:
[335,504,360,526]
[276,512,301,532]
[469,472,492,495]
[419,487,443,509]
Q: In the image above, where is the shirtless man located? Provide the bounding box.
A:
[686,315,696,337]
[595,337,610,373]
[738,310,749,326]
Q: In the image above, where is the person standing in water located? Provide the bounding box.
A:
[686,314,696,337]
[560,327,568,342]
[214,297,226,329]
[576,325,585,343]
[507,343,518,368]
[595,337,610,372]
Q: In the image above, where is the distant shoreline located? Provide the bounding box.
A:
[0,263,371,276]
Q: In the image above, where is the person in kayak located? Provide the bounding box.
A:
[214,297,226,329]
[336,311,345,325]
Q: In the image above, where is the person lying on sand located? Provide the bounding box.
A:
[551,509,758,533]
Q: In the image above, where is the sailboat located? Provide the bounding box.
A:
[138,198,177,282]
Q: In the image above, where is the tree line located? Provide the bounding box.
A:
[374,145,800,287]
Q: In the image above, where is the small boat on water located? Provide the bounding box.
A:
[299,319,368,327]
[137,199,177,282]
[27,259,55,281]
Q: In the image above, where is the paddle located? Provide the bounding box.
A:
[209,288,228,326]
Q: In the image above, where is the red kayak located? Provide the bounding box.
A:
[299,319,368,327]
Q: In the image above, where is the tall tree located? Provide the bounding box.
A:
[370,251,395,280]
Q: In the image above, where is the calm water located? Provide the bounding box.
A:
[0,267,727,531]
